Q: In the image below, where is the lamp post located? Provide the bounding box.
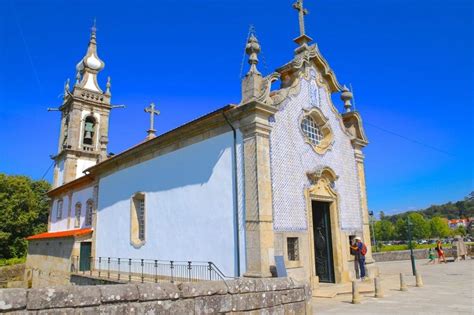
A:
[369,211,376,247]
[407,217,417,276]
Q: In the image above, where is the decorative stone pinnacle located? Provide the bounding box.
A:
[144,102,160,140]
[75,23,105,92]
[75,71,81,86]
[341,85,353,113]
[245,34,261,75]
[64,79,70,98]
[292,0,313,46]
[105,76,111,95]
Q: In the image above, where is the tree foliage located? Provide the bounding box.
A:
[429,217,450,238]
[0,174,50,259]
[374,220,394,241]
[384,192,474,223]
[393,213,430,240]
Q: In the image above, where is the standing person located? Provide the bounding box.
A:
[350,237,360,279]
[425,248,436,265]
[436,240,447,263]
[352,237,368,280]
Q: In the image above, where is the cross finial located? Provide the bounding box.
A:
[292,0,313,46]
[144,102,160,139]
[92,18,97,33]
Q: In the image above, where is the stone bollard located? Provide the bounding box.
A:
[352,280,361,304]
[400,273,408,291]
[415,272,424,287]
[374,277,384,298]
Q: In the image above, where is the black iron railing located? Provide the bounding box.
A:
[71,256,231,284]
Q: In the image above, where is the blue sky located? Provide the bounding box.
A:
[0,0,472,216]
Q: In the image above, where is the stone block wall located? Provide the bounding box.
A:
[0,278,312,314]
[0,264,25,288]
[373,248,458,262]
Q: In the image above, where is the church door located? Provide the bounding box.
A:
[312,201,335,283]
[79,242,92,272]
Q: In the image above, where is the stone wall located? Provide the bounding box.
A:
[0,264,25,288]
[25,238,75,288]
[0,278,311,314]
[373,248,458,262]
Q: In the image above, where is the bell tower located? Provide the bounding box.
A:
[52,24,112,188]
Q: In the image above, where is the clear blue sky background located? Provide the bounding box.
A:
[0,0,472,217]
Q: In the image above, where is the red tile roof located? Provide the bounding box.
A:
[26,228,92,240]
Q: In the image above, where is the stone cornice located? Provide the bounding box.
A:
[237,101,278,138]
[48,175,95,197]
[276,44,342,93]
[53,148,99,161]
[342,111,369,148]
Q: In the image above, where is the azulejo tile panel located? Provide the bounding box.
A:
[270,68,363,232]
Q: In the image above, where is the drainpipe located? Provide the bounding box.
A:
[223,112,241,277]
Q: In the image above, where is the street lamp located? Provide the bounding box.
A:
[407,217,417,276]
[369,211,376,248]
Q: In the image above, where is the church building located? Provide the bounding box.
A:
[26,1,376,290]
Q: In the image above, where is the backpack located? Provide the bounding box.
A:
[360,243,367,256]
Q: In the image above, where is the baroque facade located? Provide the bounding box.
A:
[25,1,376,291]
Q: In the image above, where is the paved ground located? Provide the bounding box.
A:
[313,259,474,314]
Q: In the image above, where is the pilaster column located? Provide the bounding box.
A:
[240,101,277,278]
[354,147,374,263]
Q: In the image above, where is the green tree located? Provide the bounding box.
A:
[394,213,430,240]
[451,225,467,237]
[395,218,407,240]
[408,213,430,240]
[374,220,395,241]
[429,217,450,238]
[0,174,50,259]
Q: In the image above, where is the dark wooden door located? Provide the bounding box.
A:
[312,201,335,283]
[79,242,92,272]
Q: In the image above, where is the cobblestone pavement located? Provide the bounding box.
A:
[313,259,474,314]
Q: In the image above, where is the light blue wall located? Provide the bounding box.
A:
[96,131,245,277]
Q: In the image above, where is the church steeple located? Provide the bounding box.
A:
[52,23,113,188]
[75,21,105,93]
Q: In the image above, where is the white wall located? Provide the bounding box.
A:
[96,131,245,277]
[49,185,94,232]
[50,197,69,232]
[56,160,65,187]
[70,186,95,229]
[76,159,96,179]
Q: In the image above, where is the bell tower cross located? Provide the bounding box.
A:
[144,102,160,140]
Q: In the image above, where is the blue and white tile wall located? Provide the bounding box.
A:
[270,68,363,232]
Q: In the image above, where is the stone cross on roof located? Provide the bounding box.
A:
[144,102,160,140]
[292,0,313,46]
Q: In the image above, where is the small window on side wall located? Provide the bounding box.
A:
[130,193,146,247]
[74,202,82,228]
[85,199,94,227]
[287,237,299,261]
[56,199,63,219]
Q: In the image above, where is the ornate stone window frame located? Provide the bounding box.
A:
[85,199,94,227]
[130,192,146,248]
[74,202,82,228]
[56,199,64,220]
[300,108,333,155]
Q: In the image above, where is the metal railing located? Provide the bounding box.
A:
[71,256,231,284]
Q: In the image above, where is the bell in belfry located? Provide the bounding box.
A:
[83,121,95,144]
[84,130,93,140]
